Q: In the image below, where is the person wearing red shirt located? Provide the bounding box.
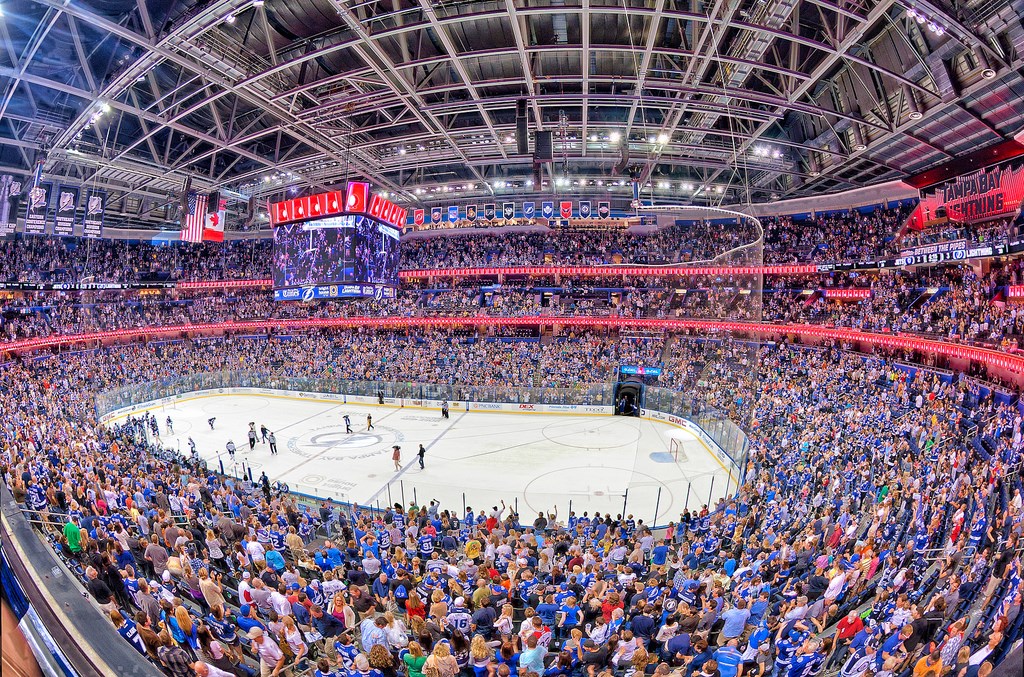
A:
[832,610,866,667]
[836,610,865,641]
[601,593,624,623]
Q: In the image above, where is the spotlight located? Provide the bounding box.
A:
[101,102,112,113]
[399,148,406,155]
[465,183,473,190]
[609,131,622,143]
[253,0,264,6]
[224,14,236,24]
[657,133,669,144]
[525,179,533,187]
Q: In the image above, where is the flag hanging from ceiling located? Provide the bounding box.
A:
[203,191,226,242]
[181,191,207,242]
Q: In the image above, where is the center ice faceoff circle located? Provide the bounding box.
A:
[285,424,405,460]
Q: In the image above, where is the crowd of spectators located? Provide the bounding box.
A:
[761,205,915,264]
[0,204,927,286]
[2,332,1021,677]
[9,260,1024,352]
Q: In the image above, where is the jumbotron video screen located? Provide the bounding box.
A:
[272,215,400,301]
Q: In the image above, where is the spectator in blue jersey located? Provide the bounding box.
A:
[684,638,714,677]
[556,596,582,639]
[713,639,744,677]
[110,609,148,657]
[787,638,827,677]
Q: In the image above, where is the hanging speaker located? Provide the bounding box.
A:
[516,99,529,155]
[207,190,221,213]
[180,175,192,214]
[534,131,553,162]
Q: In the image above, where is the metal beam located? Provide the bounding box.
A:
[702,0,898,197]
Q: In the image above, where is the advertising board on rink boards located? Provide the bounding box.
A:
[101,387,615,420]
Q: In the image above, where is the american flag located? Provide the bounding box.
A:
[181,191,207,243]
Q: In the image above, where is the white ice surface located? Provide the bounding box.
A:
[110,394,734,526]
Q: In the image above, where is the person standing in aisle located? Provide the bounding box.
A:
[367,414,374,431]
[344,414,353,434]
[392,445,402,471]
[268,432,277,455]
[418,444,426,469]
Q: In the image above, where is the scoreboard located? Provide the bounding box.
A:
[270,182,402,301]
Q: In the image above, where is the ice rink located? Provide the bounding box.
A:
[109,393,736,526]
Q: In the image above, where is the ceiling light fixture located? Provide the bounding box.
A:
[609,131,622,144]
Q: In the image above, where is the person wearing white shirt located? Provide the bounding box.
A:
[968,632,1003,666]
[270,588,292,617]
[246,535,266,564]
[192,662,235,677]
[362,553,381,576]
[237,573,253,606]
[248,627,285,677]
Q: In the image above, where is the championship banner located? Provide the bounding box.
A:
[484,203,495,220]
[0,175,21,236]
[430,207,442,224]
[466,205,478,222]
[413,208,424,227]
[560,201,572,219]
[912,160,1024,227]
[579,201,591,218]
[82,189,106,238]
[523,201,535,218]
[53,184,79,236]
[598,201,610,218]
[24,181,50,234]
[541,201,554,218]
[447,205,459,223]
[502,202,514,219]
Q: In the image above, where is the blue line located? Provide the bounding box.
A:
[363,410,466,505]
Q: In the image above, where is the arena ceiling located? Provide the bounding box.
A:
[1,0,1023,230]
